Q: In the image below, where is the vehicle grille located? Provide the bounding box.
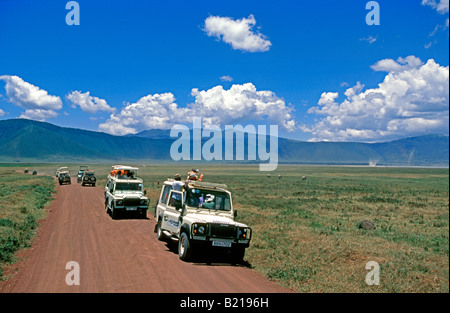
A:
[124,197,141,206]
[210,224,236,239]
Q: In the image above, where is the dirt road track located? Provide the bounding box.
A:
[0,178,289,293]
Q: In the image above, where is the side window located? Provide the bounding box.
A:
[110,182,114,193]
[160,185,172,204]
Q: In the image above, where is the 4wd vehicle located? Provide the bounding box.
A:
[81,171,96,186]
[154,180,252,263]
[77,171,83,183]
[56,167,68,178]
[58,171,71,185]
[104,165,149,219]
[77,166,89,183]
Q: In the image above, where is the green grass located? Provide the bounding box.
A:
[1,163,448,292]
[0,170,55,279]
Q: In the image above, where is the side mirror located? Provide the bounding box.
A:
[144,190,147,195]
[234,210,238,218]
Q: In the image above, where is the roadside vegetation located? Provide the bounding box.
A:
[0,170,55,279]
[1,164,448,292]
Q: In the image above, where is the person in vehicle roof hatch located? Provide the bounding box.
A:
[187,168,204,181]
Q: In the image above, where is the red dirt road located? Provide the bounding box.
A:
[0,178,288,293]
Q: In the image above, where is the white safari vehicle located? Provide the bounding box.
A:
[104,165,149,219]
[154,179,252,262]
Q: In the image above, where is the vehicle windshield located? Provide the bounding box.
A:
[185,188,231,211]
[115,182,143,192]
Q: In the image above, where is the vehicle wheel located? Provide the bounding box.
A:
[178,232,192,261]
[231,246,245,264]
[156,220,166,241]
[111,206,120,220]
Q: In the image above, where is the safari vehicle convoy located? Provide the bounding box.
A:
[50,164,252,263]
[104,165,149,219]
[154,175,252,263]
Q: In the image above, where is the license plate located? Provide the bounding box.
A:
[126,207,137,211]
[212,241,232,248]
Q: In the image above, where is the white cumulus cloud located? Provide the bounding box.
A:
[0,75,62,111]
[19,109,59,121]
[203,15,271,52]
[66,90,115,114]
[99,83,295,135]
[219,75,234,82]
[303,57,449,142]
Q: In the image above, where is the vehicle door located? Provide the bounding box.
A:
[106,180,115,207]
[156,184,172,219]
[161,190,184,234]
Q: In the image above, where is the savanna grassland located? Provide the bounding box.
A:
[0,168,55,278]
[0,163,448,292]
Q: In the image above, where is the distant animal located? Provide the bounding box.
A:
[267,174,271,178]
[302,176,307,181]
[278,174,282,179]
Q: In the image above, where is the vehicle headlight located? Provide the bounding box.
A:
[116,200,123,206]
[84,177,89,180]
[238,227,251,240]
[193,223,206,236]
[140,199,147,205]
[90,177,95,181]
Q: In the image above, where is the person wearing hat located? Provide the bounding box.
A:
[170,174,184,208]
[202,194,215,210]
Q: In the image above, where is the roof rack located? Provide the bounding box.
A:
[110,165,139,179]
[188,181,228,190]
[165,178,228,190]
[111,165,139,171]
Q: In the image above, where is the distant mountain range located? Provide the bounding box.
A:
[0,118,448,166]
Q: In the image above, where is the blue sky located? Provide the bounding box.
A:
[0,0,448,142]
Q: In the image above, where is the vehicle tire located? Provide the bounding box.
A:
[156,220,166,241]
[231,246,245,264]
[111,206,120,220]
[178,232,192,261]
